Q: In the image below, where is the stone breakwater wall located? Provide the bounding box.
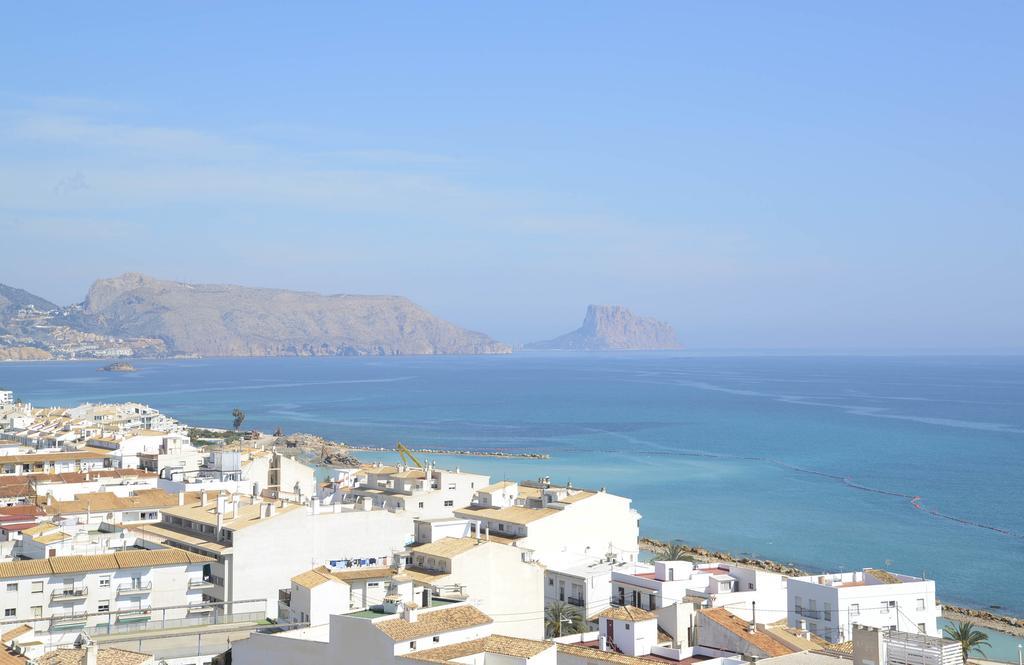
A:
[344,445,549,460]
[640,537,1024,637]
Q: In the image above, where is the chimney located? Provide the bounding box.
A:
[46,494,52,506]
[484,527,490,541]
[216,494,227,515]
[232,496,240,517]
[200,490,208,507]
[748,601,757,633]
[84,640,98,665]
[216,511,224,536]
[402,603,419,623]
[599,636,608,652]
[268,503,276,517]
[178,491,185,507]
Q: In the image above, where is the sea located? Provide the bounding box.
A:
[2,352,1022,655]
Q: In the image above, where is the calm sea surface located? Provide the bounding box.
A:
[2,353,1022,627]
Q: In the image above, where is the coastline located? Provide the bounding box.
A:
[640,537,1024,638]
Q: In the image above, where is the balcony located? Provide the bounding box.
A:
[117,581,152,596]
[187,602,214,614]
[50,614,88,631]
[116,608,152,624]
[50,586,88,602]
[279,589,292,606]
[567,597,585,608]
[189,577,216,590]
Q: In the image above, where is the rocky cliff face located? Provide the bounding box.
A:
[0,284,58,320]
[527,304,681,351]
[74,273,511,357]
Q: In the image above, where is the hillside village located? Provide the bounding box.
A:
[0,388,969,665]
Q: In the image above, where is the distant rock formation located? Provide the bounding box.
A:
[527,304,681,351]
[100,361,137,372]
[0,346,54,361]
[72,273,511,357]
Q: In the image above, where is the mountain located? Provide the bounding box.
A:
[72,273,511,357]
[527,304,681,351]
[0,284,58,320]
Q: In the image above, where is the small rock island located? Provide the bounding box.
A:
[100,361,137,372]
[527,304,681,351]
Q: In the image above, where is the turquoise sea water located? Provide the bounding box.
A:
[1,353,1022,627]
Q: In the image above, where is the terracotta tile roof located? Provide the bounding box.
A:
[126,522,229,554]
[817,640,854,656]
[329,567,397,582]
[38,646,152,665]
[478,481,517,493]
[0,625,31,641]
[865,569,901,584]
[597,606,658,622]
[292,567,338,589]
[375,604,492,642]
[556,643,655,664]
[700,608,795,658]
[0,506,45,519]
[0,548,211,579]
[401,567,450,585]
[401,635,553,662]
[411,538,481,559]
[162,494,301,531]
[558,490,596,504]
[0,450,110,465]
[45,489,179,515]
[0,646,27,665]
[454,505,557,525]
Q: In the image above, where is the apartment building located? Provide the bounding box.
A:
[0,450,112,477]
[135,491,414,619]
[87,430,196,471]
[543,553,614,620]
[454,479,641,564]
[612,560,789,623]
[0,548,211,637]
[788,569,940,642]
[32,470,159,502]
[402,534,545,639]
[42,489,180,529]
[0,391,13,406]
[333,463,490,519]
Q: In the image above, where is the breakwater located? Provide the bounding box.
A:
[640,537,1024,637]
[343,445,549,460]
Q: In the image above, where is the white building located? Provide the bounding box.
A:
[852,624,962,665]
[0,450,112,477]
[136,490,414,619]
[0,391,13,406]
[611,560,789,623]
[543,553,615,621]
[281,565,423,626]
[232,600,502,665]
[454,480,640,564]
[330,463,490,520]
[788,569,940,642]
[402,533,546,639]
[0,548,212,639]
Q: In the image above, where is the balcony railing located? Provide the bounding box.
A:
[50,587,88,602]
[187,602,214,614]
[116,608,152,623]
[117,581,153,595]
[189,578,215,590]
[567,597,585,607]
[50,613,88,630]
[279,589,292,605]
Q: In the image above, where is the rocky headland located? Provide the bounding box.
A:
[527,304,681,351]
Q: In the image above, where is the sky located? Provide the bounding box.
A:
[1,2,1022,350]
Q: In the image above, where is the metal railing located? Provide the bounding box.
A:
[50,587,88,601]
[117,581,153,595]
[567,597,585,607]
[189,577,215,589]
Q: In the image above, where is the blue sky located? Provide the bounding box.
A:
[1,2,1021,349]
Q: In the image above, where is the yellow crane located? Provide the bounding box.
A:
[395,442,424,469]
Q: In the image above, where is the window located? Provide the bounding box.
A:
[99,576,111,588]
[418,502,424,509]
[548,578,554,586]
[5,583,16,592]
[367,582,380,588]
[748,582,754,590]
[31,582,42,594]
[916,598,925,611]
[918,623,926,633]
[795,596,803,613]
[447,483,456,490]
[497,523,504,532]
[443,500,454,507]
[433,636,440,643]
[98,602,109,613]
[30,606,41,618]
[824,602,832,622]
[409,641,417,650]
[850,603,860,617]
[3,609,14,617]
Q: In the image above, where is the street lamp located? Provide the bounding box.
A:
[1015,642,1021,665]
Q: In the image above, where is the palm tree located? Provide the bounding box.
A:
[545,601,587,638]
[943,621,990,661]
[660,542,694,562]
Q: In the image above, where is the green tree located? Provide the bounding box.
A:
[231,408,246,431]
[659,542,693,562]
[544,601,587,638]
[943,621,990,661]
